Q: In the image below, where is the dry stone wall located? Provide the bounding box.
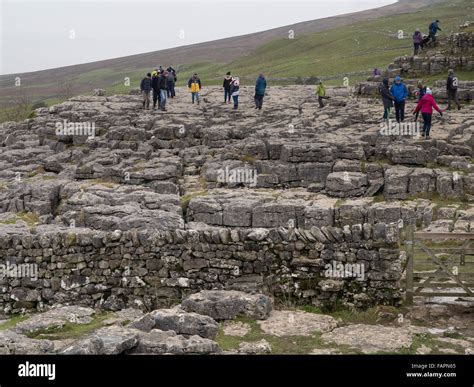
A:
[0,223,401,314]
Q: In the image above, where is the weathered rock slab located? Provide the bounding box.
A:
[181,290,273,320]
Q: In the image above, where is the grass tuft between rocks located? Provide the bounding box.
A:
[216,316,359,354]
[25,313,111,341]
[0,315,30,331]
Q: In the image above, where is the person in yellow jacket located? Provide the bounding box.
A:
[188,73,202,104]
[316,80,329,108]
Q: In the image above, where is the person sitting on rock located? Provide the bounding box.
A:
[223,72,233,104]
[379,78,395,123]
[412,28,423,55]
[390,76,408,123]
[229,77,240,110]
[188,73,202,104]
[446,69,461,110]
[140,72,152,109]
[413,88,442,140]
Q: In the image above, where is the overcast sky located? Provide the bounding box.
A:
[0,0,395,75]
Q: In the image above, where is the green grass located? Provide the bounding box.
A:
[193,0,472,83]
[398,333,467,355]
[398,234,474,274]
[1,0,472,123]
[216,313,468,354]
[180,190,208,216]
[404,192,469,206]
[0,211,40,227]
[79,179,118,190]
[422,69,474,83]
[0,315,30,331]
[216,316,359,354]
[300,304,405,326]
[26,313,111,340]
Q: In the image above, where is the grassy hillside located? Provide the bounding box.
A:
[0,0,472,123]
[195,0,472,86]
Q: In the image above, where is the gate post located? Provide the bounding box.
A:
[406,224,414,305]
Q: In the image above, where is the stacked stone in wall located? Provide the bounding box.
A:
[0,223,401,314]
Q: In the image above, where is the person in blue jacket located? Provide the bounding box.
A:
[390,75,408,122]
[254,74,267,110]
[428,20,441,43]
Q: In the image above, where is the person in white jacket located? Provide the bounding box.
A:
[229,77,240,110]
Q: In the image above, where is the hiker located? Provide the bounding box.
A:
[379,78,395,122]
[390,75,408,122]
[428,19,441,43]
[415,80,427,101]
[254,73,267,110]
[229,77,240,110]
[413,88,442,139]
[140,72,152,109]
[373,68,382,77]
[412,28,423,55]
[315,80,328,108]
[151,70,161,109]
[223,72,233,104]
[188,73,202,104]
[158,70,168,111]
[167,67,177,98]
[446,69,461,110]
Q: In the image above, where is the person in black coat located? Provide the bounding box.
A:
[446,69,461,110]
[151,70,161,109]
[167,67,177,98]
[223,72,233,103]
[140,73,152,109]
[379,78,395,122]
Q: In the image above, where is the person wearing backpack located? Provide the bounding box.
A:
[229,77,240,110]
[379,78,395,123]
[446,69,461,110]
[223,72,233,104]
[254,74,267,110]
[412,28,423,55]
[413,88,443,139]
[428,20,441,43]
[140,72,152,109]
[188,73,202,104]
[390,75,408,122]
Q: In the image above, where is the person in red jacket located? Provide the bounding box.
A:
[413,88,442,139]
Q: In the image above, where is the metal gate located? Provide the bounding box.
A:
[405,227,474,304]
